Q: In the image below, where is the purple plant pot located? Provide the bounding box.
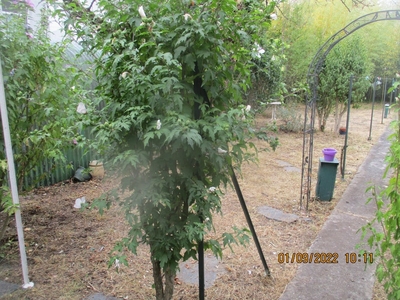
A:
[322,148,337,161]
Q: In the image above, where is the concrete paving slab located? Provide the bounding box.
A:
[257,206,299,223]
[0,280,19,297]
[276,160,301,172]
[177,253,226,288]
[85,292,120,300]
[279,127,391,300]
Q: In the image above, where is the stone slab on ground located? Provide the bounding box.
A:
[177,253,226,288]
[276,160,301,172]
[257,206,299,223]
[279,126,391,300]
[85,293,121,300]
[0,280,19,297]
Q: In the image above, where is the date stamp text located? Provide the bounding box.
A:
[277,252,373,264]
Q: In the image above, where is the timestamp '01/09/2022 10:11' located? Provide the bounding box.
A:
[277,252,374,264]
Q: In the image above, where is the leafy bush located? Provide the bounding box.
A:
[0,2,86,240]
[245,38,285,108]
[276,102,304,133]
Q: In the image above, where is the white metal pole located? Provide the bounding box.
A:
[0,59,33,288]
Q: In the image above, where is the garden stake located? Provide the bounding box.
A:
[368,77,378,140]
[341,75,353,180]
[229,165,270,276]
[0,58,33,288]
[192,60,210,300]
[198,236,204,300]
[381,78,387,124]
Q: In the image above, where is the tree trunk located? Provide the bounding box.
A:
[151,258,175,300]
[164,266,175,300]
[334,98,339,132]
[333,99,348,134]
[317,108,325,132]
[321,108,329,132]
[317,98,334,132]
[152,259,165,300]
[321,116,327,132]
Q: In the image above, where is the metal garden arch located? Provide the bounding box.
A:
[300,10,400,210]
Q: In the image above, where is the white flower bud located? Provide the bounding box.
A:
[156,119,161,130]
[245,105,251,112]
[138,6,147,19]
[208,187,216,192]
[218,147,227,154]
[77,102,87,114]
[270,13,277,20]
[183,13,192,21]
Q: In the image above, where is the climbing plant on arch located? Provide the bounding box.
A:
[300,10,400,210]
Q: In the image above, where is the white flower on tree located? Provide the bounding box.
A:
[77,102,87,114]
[253,43,265,58]
[183,13,192,21]
[218,147,227,154]
[138,6,147,19]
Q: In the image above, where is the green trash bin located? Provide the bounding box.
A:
[384,104,389,118]
[315,157,339,201]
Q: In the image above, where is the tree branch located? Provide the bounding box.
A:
[340,0,351,13]
[61,0,102,26]
[87,0,96,11]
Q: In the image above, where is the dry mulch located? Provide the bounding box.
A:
[0,103,393,299]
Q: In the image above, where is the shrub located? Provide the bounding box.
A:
[276,102,304,133]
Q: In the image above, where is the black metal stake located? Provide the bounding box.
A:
[229,165,271,276]
[390,78,394,107]
[381,78,387,124]
[368,78,377,141]
[198,237,204,300]
[341,75,353,180]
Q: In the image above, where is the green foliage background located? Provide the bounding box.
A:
[0,3,87,241]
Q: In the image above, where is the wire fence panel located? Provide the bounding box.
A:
[21,128,99,190]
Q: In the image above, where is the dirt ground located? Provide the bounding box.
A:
[0,103,394,299]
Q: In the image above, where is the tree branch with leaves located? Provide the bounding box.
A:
[51,0,279,299]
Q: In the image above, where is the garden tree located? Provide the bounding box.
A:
[269,0,389,105]
[317,37,370,132]
[268,0,355,102]
[245,37,285,108]
[360,82,400,300]
[268,1,317,98]
[0,3,88,241]
[359,20,400,78]
[49,0,279,299]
